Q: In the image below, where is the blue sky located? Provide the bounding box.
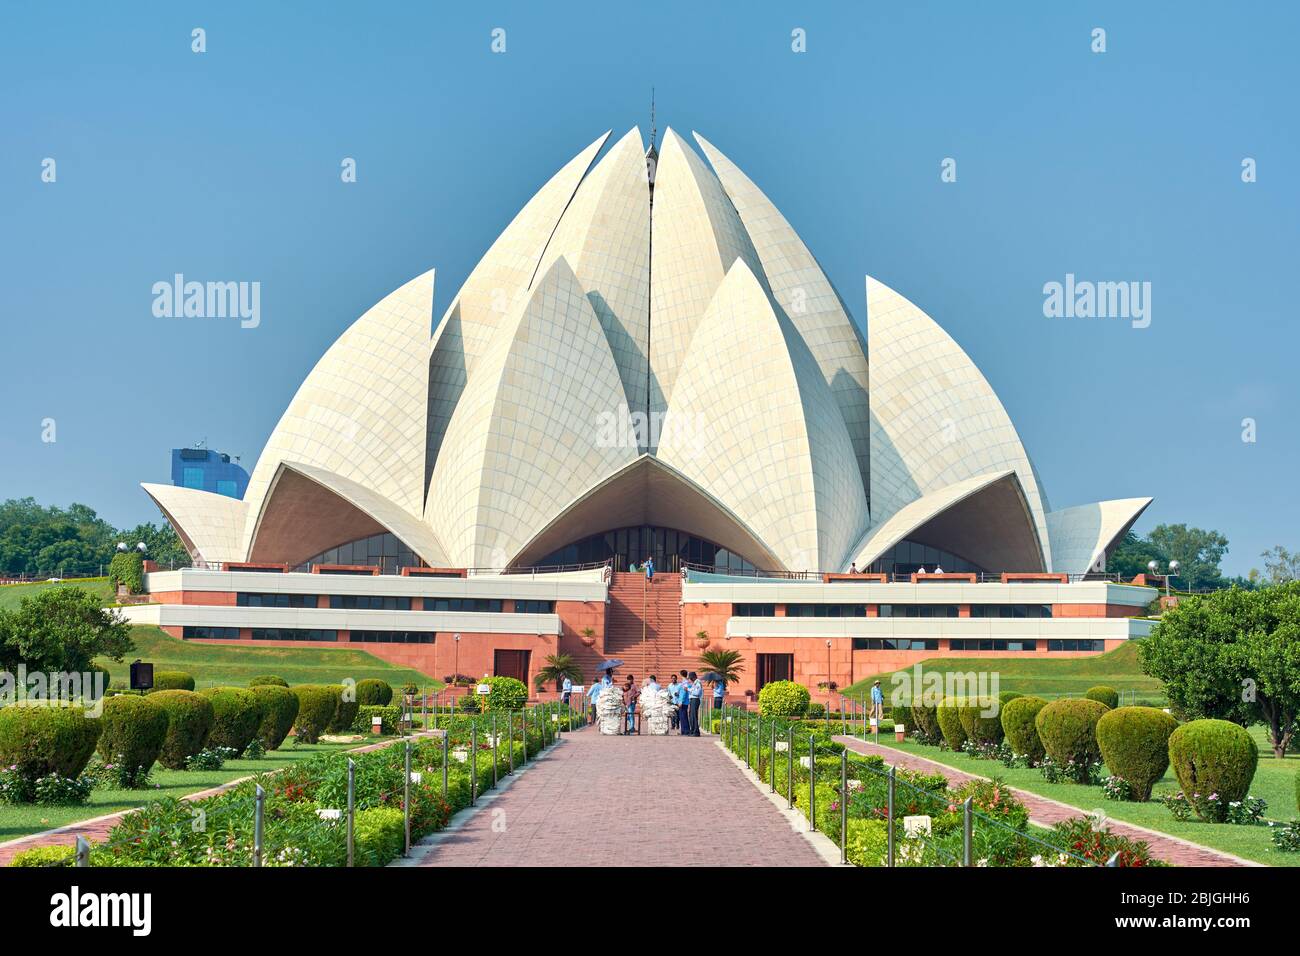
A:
[1,1,1295,576]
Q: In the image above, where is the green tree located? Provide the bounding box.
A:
[1139,583,1300,757]
[1105,531,1169,580]
[533,653,584,692]
[1147,524,1229,589]
[0,585,134,674]
[697,648,745,685]
[1259,546,1300,585]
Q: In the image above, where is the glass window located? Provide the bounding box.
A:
[732,603,776,617]
[251,628,337,642]
[852,638,938,651]
[182,625,238,640]
[215,479,237,497]
[514,600,555,614]
[349,631,435,644]
[182,467,205,489]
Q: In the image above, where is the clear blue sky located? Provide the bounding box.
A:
[1,1,1295,576]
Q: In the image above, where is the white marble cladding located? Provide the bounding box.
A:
[144,567,608,603]
[116,602,560,635]
[683,580,1155,608]
[726,616,1154,641]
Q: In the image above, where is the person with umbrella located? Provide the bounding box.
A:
[702,670,726,715]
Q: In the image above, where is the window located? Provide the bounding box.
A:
[514,600,555,614]
[425,597,503,613]
[251,628,337,642]
[237,593,317,608]
[879,605,959,618]
[183,626,238,640]
[969,604,1052,619]
[784,604,867,617]
[1047,639,1104,652]
[947,639,1038,652]
[216,479,238,497]
[732,603,776,617]
[182,467,205,489]
[349,630,435,644]
[329,595,411,611]
[852,638,938,651]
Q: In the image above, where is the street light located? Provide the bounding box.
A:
[1147,559,1181,600]
[453,633,461,686]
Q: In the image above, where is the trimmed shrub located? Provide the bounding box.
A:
[95,695,169,785]
[910,701,941,742]
[757,680,810,718]
[1035,698,1108,773]
[1095,706,1178,801]
[354,806,406,866]
[889,704,911,727]
[0,704,102,782]
[321,685,360,734]
[107,551,144,594]
[251,684,299,750]
[845,819,890,867]
[1085,685,1120,710]
[478,676,528,714]
[352,704,402,735]
[292,685,337,744]
[149,690,215,769]
[998,691,1023,707]
[1001,696,1048,764]
[355,679,394,707]
[936,698,967,751]
[6,845,76,867]
[957,698,1004,745]
[1167,719,1258,822]
[248,675,288,688]
[200,687,261,755]
[152,671,195,692]
[1295,766,1299,814]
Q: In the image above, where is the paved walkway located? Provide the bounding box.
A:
[834,736,1259,867]
[415,729,827,867]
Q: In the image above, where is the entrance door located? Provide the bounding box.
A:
[756,653,793,691]
[494,649,531,685]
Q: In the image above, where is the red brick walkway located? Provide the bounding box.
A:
[415,729,827,867]
[834,736,1258,867]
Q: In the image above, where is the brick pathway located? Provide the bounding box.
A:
[416,729,827,867]
[834,736,1259,867]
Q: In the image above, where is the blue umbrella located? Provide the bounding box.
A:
[701,671,724,683]
[597,659,624,672]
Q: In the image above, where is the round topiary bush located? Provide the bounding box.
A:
[323,684,361,733]
[151,671,195,692]
[478,676,528,713]
[250,684,299,750]
[910,700,941,741]
[1000,696,1048,763]
[248,675,288,688]
[0,704,102,782]
[355,679,394,707]
[141,690,214,770]
[200,687,261,755]
[292,685,338,744]
[1085,685,1120,710]
[1096,706,1178,801]
[999,691,1023,707]
[757,680,811,718]
[956,698,1004,746]
[1035,698,1109,774]
[1167,719,1258,821]
[95,694,169,784]
[935,698,967,751]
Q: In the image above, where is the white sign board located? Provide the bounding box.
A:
[571,685,585,694]
[476,683,491,696]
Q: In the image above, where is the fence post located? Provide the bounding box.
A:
[841,700,847,737]
[442,729,449,798]
[491,714,498,788]
[471,722,478,804]
[840,749,848,864]
[253,783,265,867]
[770,720,777,793]
[1106,852,1121,867]
[744,715,750,769]
[787,727,794,809]
[403,740,412,856]
[887,765,896,867]
[346,758,356,868]
[75,835,90,867]
[508,712,515,774]
[808,735,817,831]
[962,796,973,867]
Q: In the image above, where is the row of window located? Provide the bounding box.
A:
[734,604,1058,618]
[852,638,939,651]
[848,638,1102,653]
[184,626,436,644]
[350,631,435,644]
[252,628,338,642]
[232,594,553,614]
[237,593,318,608]
[785,604,868,618]
[183,626,239,640]
[948,639,1039,652]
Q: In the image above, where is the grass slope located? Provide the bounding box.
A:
[0,577,115,611]
[862,726,1298,867]
[844,641,1163,703]
[99,625,442,689]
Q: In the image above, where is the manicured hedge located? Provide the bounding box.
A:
[354,806,405,866]
[889,704,911,727]
[845,819,890,867]
[472,676,528,714]
[200,687,262,755]
[957,698,1004,745]
[1001,696,1048,764]
[998,691,1023,707]
[149,690,215,769]
[0,704,102,781]
[152,671,196,692]
[936,698,967,751]
[324,685,361,734]
[910,701,941,741]
[251,684,299,750]
[96,694,169,784]
[355,679,393,707]
[292,685,338,744]
[352,704,402,735]
[1096,706,1178,801]
[1167,719,1258,821]
[758,680,811,718]
[1085,685,1120,710]
[1035,698,1109,772]
[248,675,288,688]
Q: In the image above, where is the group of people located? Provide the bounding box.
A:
[568,669,724,735]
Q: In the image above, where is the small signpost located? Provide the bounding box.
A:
[129,660,154,692]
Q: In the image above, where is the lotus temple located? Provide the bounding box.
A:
[123,126,1157,698]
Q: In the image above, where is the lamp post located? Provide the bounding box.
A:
[453,633,461,687]
[1147,559,1181,600]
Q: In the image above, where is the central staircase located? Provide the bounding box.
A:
[603,571,699,682]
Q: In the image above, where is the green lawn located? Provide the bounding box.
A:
[857,725,1299,867]
[0,739,361,843]
[98,625,442,689]
[0,576,114,610]
[843,641,1164,703]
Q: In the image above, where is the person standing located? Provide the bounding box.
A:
[645,554,655,583]
[712,676,725,714]
[677,669,691,735]
[687,671,703,736]
[561,675,572,707]
[667,674,680,730]
[870,679,884,724]
[623,674,640,734]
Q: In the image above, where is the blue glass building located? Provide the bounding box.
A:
[170,447,249,499]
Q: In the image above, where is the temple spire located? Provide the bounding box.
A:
[646,87,658,190]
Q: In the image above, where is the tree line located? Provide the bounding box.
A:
[0,498,189,578]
